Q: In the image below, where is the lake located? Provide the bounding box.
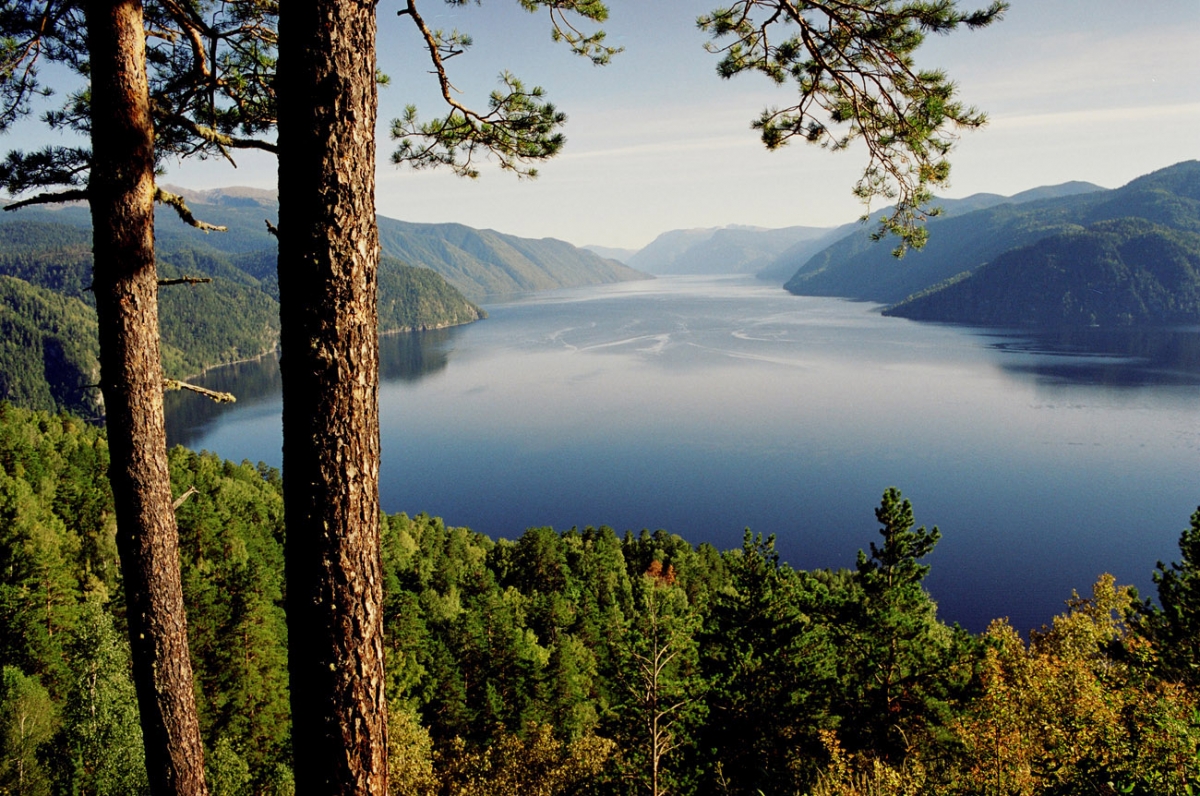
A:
[164,275,1200,634]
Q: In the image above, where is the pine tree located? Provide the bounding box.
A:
[0,4,278,792]
[1139,506,1200,687]
[838,488,958,757]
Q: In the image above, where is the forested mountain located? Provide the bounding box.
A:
[8,188,647,302]
[885,219,1200,326]
[0,276,99,417]
[0,211,484,416]
[781,179,1113,302]
[375,218,646,300]
[2,403,1198,795]
[628,224,836,276]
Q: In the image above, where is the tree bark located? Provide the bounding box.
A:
[85,1,209,794]
[276,0,388,793]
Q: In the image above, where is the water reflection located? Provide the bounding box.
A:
[165,326,463,448]
[161,280,1200,633]
[379,327,459,383]
[165,354,282,448]
[982,326,1200,387]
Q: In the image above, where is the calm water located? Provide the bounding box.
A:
[165,276,1200,633]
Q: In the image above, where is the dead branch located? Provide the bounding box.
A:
[155,186,228,232]
[163,378,236,404]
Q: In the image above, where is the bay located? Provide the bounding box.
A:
[165,275,1200,634]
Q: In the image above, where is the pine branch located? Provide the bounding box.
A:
[171,485,199,510]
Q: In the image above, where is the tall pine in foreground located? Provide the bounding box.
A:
[84,4,208,789]
[0,2,278,792]
[276,1,388,790]
[275,2,614,791]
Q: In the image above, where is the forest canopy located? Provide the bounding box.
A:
[1,403,1197,795]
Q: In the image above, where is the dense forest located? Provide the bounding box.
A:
[2,403,1198,795]
[885,219,1200,326]
[0,217,485,418]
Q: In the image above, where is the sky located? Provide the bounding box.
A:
[18,0,1200,251]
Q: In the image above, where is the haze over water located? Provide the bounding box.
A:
[166,276,1200,634]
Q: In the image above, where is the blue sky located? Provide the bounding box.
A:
[21,0,1200,250]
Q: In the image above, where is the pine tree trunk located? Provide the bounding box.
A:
[276,0,388,793]
[85,1,209,794]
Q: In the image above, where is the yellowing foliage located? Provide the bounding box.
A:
[951,574,1200,795]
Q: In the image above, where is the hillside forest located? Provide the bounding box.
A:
[2,403,1198,795]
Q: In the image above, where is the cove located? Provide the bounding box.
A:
[165,275,1200,634]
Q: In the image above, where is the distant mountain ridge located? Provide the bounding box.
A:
[0,188,651,415]
[815,160,1200,328]
[375,218,646,301]
[628,224,835,276]
[780,180,1110,302]
[0,210,487,416]
[8,187,650,302]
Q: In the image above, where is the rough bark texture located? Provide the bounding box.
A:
[276,0,388,793]
[85,1,209,794]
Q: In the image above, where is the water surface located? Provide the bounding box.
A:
[165,276,1200,633]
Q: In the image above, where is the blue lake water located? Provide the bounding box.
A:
[165,275,1200,634]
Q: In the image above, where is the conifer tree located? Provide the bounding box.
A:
[274,3,613,792]
[0,3,277,792]
[840,488,956,756]
[1140,506,1200,687]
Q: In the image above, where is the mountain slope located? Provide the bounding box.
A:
[8,188,650,302]
[628,224,835,276]
[781,179,1113,301]
[884,219,1200,327]
[0,275,100,417]
[375,218,646,300]
[0,212,485,414]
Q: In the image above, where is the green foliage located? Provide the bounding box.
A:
[0,213,494,414]
[0,276,99,417]
[0,0,278,197]
[53,597,150,796]
[170,448,291,784]
[0,666,57,796]
[839,488,961,757]
[2,399,1198,794]
[378,255,487,331]
[699,0,1007,254]
[390,0,617,178]
[1139,506,1200,688]
[697,533,839,794]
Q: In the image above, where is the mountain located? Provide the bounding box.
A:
[375,218,646,300]
[9,187,650,301]
[780,180,1109,302]
[0,186,651,414]
[884,219,1200,327]
[628,224,836,276]
[583,244,638,263]
[0,209,484,416]
[0,275,100,417]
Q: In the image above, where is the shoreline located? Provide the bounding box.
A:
[175,314,485,382]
